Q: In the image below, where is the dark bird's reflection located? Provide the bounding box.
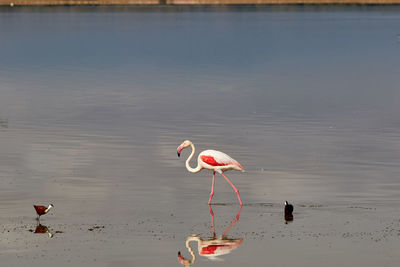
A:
[0,119,8,129]
[178,205,243,266]
[30,223,53,238]
[285,214,294,223]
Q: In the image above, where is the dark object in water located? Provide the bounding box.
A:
[88,225,105,231]
[29,224,53,238]
[34,224,53,238]
[284,201,294,223]
[284,201,293,215]
[0,119,8,128]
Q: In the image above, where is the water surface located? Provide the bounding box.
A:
[1,6,400,267]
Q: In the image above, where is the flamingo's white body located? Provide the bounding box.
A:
[177,140,244,205]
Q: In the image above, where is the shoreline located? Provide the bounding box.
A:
[1,0,400,6]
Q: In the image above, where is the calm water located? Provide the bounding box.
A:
[1,6,400,267]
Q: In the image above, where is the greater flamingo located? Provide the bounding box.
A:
[177,140,244,205]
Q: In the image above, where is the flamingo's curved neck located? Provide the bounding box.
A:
[184,236,200,264]
[186,143,202,173]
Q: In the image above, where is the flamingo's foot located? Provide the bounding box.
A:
[235,191,243,206]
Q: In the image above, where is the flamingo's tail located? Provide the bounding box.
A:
[234,161,244,172]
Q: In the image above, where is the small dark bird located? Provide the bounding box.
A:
[284,201,294,223]
[284,201,293,215]
[33,204,54,220]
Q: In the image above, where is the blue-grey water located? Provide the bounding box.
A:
[1,6,400,267]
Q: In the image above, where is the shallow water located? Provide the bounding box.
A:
[1,6,400,266]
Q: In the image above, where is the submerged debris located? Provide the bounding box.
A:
[88,225,105,231]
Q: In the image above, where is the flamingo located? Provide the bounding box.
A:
[177,140,244,205]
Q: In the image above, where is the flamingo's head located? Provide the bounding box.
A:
[177,251,186,265]
[177,140,191,157]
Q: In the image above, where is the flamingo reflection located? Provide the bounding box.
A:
[178,205,243,266]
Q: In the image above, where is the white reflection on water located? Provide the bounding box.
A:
[178,205,243,266]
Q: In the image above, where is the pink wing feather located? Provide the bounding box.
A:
[200,150,243,170]
[200,155,229,166]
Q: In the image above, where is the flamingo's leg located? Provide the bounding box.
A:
[208,204,216,237]
[220,172,243,206]
[222,205,242,237]
[208,171,216,205]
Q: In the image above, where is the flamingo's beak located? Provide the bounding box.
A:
[177,144,184,157]
[177,251,185,265]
